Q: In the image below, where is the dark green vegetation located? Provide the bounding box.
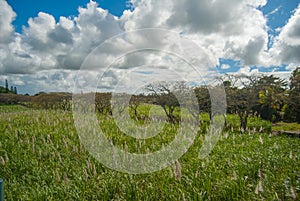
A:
[0,105,299,200]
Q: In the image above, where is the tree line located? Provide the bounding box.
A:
[0,79,17,94]
[0,67,299,129]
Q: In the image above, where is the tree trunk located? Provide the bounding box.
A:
[238,111,248,131]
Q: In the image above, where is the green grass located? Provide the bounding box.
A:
[272,122,300,132]
[0,106,299,200]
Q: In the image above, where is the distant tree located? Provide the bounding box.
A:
[253,75,287,122]
[128,95,142,119]
[31,92,72,110]
[14,86,17,94]
[5,80,8,93]
[146,82,181,123]
[10,86,13,93]
[284,67,300,123]
[222,75,257,131]
[230,86,252,131]
[95,92,112,115]
[194,86,210,118]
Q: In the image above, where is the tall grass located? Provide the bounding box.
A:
[0,106,299,200]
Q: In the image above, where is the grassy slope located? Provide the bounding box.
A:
[0,106,299,200]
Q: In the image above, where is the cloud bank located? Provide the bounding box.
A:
[0,0,299,93]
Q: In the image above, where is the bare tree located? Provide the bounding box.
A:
[146,81,180,123]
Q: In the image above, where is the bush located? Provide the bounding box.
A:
[247,116,272,133]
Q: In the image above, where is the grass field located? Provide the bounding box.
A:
[0,105,299,200]
[272,122,300,132]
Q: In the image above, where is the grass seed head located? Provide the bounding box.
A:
[258,169,262,178]
[1,156,5,166]
[259,136,264,145]
[63,172,70,184]
[56,169,61,182]
[291,186,296,200]
[289,151,293,159]
[195,170,198,178]
[5,154,9,163]
[93,164,97,177]
[169,166,173,178]
[255,180,264,194]
[232,171,237,180]
[174,160,182,181]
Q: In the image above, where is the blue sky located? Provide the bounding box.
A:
[1,0,300,94]
[7,0,130,32]
[216,0,300,74]
[261,0,299,29]
[7,0,298,34]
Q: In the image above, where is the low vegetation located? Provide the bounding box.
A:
[0,68,299,200]
[0,106,299,200]
[272,122,300,132]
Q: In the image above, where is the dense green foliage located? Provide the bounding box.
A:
[0,106,299,200]
[285,67,300,123]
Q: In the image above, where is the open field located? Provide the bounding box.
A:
[0,105,299,200]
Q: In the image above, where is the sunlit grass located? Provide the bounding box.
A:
[272,122,300,132]
[0,106,299,200]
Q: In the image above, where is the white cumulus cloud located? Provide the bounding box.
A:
[0,0,299,94]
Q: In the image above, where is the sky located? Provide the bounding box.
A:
[0,0,300,94]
